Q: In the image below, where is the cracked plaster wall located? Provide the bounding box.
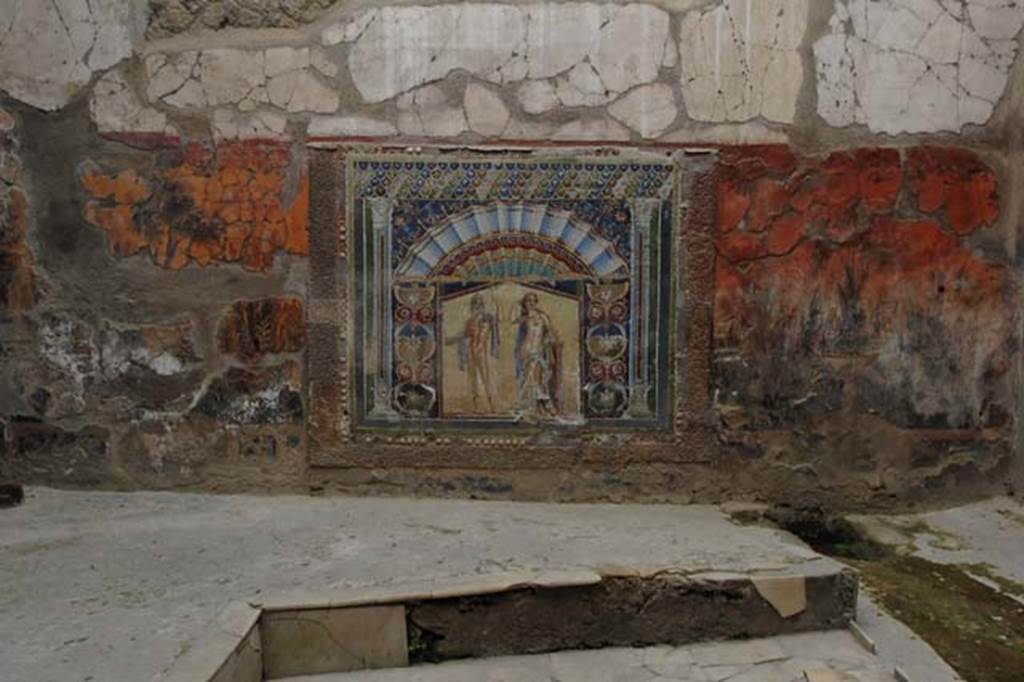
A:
[0,0,1022,508]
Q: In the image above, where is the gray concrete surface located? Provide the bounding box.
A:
[2,487,837,682]
[0,487,974,682]
[281,631,895,682]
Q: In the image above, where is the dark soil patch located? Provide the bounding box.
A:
[771,506,1024,682]
[0,481,23,507]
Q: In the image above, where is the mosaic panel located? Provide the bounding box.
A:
[347,155,678,434]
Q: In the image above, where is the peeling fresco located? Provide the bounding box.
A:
[80,141,309,272]
[219,297,306,361]
[714,147,1014,438]
[0,108,37,314]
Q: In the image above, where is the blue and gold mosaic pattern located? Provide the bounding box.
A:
[348,154,677,434]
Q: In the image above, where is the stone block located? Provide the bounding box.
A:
[261,605,408,678]
[0,0,134,111]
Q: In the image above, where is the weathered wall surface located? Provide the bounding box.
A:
[0,0,1021,509]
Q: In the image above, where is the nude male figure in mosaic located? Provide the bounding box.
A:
[451,293,500,414]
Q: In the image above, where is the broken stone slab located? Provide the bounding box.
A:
[517,79,560,115]
[321,8,377,45]
[90,69,177,137]
[0,0,137,111]
[554,62,620,108]
[608,83,679,138]
[396,85,468,137]
[145,47,338,113]
[689,638,789,667]
[464,82,510,137]
[678,0,809,124]
[344,3,671,103]
[815,0,1024,133]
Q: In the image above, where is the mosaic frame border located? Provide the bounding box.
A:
[348,152,676,431]
[307,145,718,469]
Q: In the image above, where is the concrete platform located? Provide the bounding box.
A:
[0,488,856,682]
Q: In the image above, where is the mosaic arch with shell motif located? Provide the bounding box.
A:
[348,154,678,433]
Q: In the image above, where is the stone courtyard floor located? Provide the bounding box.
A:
[3,489,1018,682]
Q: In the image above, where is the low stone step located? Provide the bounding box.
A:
[273,630,890,682]
[160,500,857,681]
[252,561,856,680]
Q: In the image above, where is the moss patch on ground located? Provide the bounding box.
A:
[770,507,1024,682]
[852,555,1024,682]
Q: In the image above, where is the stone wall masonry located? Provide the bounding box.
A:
[0,0,1023,507]
[1,1,1023,140]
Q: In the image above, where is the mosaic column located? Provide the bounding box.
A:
[368,197,398,419]
[628,198,658,417]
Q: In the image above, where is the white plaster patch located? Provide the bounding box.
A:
[815,0,1024,134]
[660,121,790,144]
[308,115,398,138]
[396,85,468,137]
[517,80,560,114]
[40,317,98,391]
[321,8,378,45]
[678,0,809,124]
[199,49,268,108]
[0,0,135,111]
[97,322,197,382]
[311,48,340,78]
[211,109,289,141]
[90,69,176,137]
[265,46,310,78]
[464,83,510,137]
[267,69,339,113]
[552,116,631,141]
[554,62,618,108]
[145,52,200,103]
[346,3,671,104]
[147,353,185,377]
[146,47,338,114]
[608,84,678,138]
[500,118,557,140]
